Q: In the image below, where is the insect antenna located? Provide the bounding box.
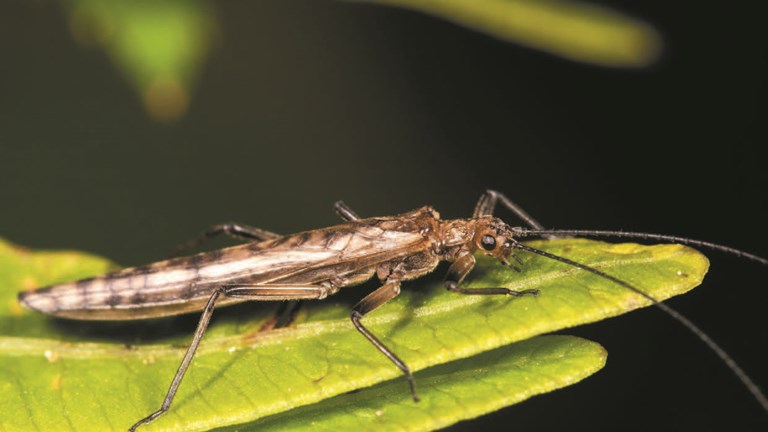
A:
[510,241,768,413]
[513,228,768,265]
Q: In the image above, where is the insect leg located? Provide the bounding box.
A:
[129,283,335,432]
[350,281,420,401]
[174,223,280,256]
[444,253,540,296]
[334,200,361,221]
[473,189,545,230]
[259,300,302,331]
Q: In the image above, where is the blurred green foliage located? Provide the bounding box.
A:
[353,0,661,66]
[62,0,659,122]
[65,0,216,121]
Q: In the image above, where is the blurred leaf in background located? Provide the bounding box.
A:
[59,0,659,123]
[352,0,661,67]
[65,0,217,122]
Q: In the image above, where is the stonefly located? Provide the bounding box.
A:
[17,191,768,430]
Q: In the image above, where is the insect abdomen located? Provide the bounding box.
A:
[18,265,213,320]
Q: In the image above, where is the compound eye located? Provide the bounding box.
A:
[481,234,497,251]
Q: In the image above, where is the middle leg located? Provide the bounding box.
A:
[350,279,420,401]
[174,222,281,256]
[334,200,361,221]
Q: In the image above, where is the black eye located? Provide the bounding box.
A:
[481,234,496,251]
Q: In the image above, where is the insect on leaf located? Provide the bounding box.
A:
[0,237,708,431]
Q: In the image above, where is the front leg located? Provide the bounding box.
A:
[444,253,540,296]
[473,190,545,230]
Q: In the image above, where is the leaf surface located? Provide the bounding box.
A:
[0,237,708,431]
[215,335,606,432]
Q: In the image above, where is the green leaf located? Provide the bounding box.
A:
[65,0,216,121]
[0,237,707,431]
[213,335,606,431]
[350,0,662,67]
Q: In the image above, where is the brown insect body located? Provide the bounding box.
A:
[19,206,505,321]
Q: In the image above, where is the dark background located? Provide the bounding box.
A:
[1,1,766,431]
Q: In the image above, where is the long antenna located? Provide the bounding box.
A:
[513,228,768,266]
[511,241,768,413]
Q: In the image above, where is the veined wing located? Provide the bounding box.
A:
[19,210,434,320]
[189,206,437,286]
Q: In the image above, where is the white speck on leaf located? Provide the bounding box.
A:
[44,350,59,363]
